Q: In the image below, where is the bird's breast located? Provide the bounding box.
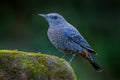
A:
[47,28,66,48]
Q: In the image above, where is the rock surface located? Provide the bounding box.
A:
[0,50,77,80]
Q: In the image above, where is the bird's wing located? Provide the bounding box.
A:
[64,27,96,54]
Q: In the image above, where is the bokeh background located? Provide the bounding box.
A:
[0,0,120,80]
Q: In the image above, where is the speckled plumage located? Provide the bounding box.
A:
[39,13,102,72]
[47,24,83,54]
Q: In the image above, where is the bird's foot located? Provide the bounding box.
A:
[69,53,76,63]
[62,53,68,58]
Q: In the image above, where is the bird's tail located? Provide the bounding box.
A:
[89,58,102,72]
[81,49,102,72]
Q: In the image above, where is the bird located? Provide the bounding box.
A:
[38,13,102,72]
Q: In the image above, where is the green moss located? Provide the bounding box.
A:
[0,50,77,80]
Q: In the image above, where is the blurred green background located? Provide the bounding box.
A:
[0,0,120,80]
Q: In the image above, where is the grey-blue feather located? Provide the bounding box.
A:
[47,23,84,54]
[64,26,96,54]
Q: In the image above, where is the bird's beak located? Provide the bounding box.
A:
[38,14,47,18]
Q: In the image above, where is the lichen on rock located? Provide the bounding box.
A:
[0,50,77,80]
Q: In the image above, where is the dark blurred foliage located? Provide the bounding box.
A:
[0,0,120,80]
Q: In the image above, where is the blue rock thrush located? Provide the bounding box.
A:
[38,13,102,72]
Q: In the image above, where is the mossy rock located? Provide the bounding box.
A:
[0,50,77,80]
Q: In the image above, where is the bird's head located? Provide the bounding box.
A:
[38,13,67,28]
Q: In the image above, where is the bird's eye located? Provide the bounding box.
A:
[50,16,58,19]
